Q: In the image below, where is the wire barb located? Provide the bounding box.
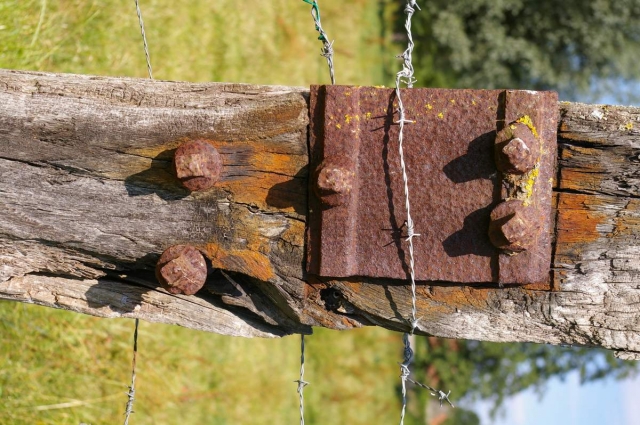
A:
[294,334,309,425]
[302,0,336,84]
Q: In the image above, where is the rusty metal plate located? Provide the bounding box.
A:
[307,86,557,285]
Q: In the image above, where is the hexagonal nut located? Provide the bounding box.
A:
[313,156,356,207]
[488,200,539,252]
[174,140,222,191]
[495,122,539,174]
[155,245,208,295]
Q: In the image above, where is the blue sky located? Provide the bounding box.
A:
[473,370,640,425]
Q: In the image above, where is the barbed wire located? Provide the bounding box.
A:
[294,335,309,425]
[302,0,335,84]
[295,2,338,423]
[394,2,453,424]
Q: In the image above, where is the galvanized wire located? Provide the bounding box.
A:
[302,0,335,84]
[294,335,309,425]
[124,2,153,424]
[295,3,337,423]
[394,2,454,423]
[395,0,420,335]
[123,319,139,425]
[135,0,153,80]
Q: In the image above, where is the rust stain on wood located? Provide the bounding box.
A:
[559,169,605,193]
[425,286,491,312]
[204,242,275,282]
[279,220,305,248]
[611,199,640,237]
[555,193,607,245]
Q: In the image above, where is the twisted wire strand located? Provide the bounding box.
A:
[302,0,336,84]
[294,335,309,425]
[123,319,139,425]
[394,2,453,423]
[395,0,421,335]
[125,2,153,423]
[135,0,153,80]
[295,3,337,423]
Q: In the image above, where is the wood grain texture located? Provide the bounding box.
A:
[1,70,639,356]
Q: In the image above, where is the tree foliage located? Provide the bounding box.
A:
[414,338,639,417]
[403,0,640,101]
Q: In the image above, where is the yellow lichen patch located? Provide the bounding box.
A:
[345,114,353,124]
[522,166,540,206]
[205,243,275,282]
[516,115,539,138]
[450,99,455,104]
[336,123,342,129]
[625,122,633,131]
[364,112,372,120]
[426,103,433,110]
[437,112,444,119]
[472,100,476,106]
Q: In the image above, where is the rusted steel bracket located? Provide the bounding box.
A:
[307,86,557,285]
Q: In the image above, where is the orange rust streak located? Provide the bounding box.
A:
[223,174,305,214]
[559,131,607,144]
[425,286,491,311]
[612,199,640,237]
[280,220,305,248]
[250,151,302,175]
[204,242,275,282]
[555,193,607,248]
[559,169,604,193]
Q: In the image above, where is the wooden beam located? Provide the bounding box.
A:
[0,69,638,357]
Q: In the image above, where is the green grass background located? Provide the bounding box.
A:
[0,1,423,424]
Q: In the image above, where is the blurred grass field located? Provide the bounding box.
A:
[0,1,421,424]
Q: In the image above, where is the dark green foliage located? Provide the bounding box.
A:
[414,338,639,417]
[400,0,640,101]
[443,408,481,425]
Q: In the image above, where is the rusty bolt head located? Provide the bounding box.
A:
[495,122,539,174]
[155,245,207,295]
[313,156,355,207]
[488,200,538,252]
[174,140,222,191]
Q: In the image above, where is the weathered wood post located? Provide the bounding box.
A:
[1,69,639,358]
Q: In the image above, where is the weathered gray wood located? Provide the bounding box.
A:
[0,69,314,337]
[0,69,639,356]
